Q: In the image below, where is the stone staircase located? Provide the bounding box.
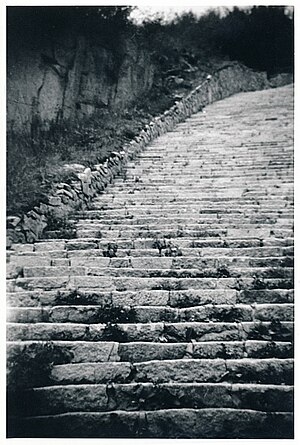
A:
[7,84,294,438]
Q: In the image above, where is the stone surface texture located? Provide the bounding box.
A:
[7,81,294,438]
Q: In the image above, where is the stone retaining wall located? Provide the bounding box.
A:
[7,62,270,246]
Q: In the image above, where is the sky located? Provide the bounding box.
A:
[130,5,215,23]
[128,3,293,23]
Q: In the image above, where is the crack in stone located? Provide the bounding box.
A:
[107,342,119,362]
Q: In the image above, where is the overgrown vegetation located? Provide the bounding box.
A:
[7,342,73,390]
[153,239,183,257]
[102,323,128,342]
[7,342,73,418]
[7,108,152,215]
[103,242,119,258]
[7,6,293,216]
[42,212,77,239]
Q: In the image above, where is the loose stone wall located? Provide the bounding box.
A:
[7,62,270,246]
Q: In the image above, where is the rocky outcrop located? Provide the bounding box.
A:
[6,62,270,246]
[7,33,155,131]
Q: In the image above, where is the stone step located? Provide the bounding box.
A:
[10,236,293,252]
[72,210,293,221]
[127,160,293,167]
[8,276,294,293]
[89,204,293,214]
[81,211,294,222]
[103,185,292,192]
[103,180,293,188]
[110,186,292,195]
[20,266,294,280]
[9,245,293,263]
[7,408,293,438]
[91,198,292,207]
[80,209,294,218]
[7,340,293,363]
[7,303,294,324]
[124,170,293,178]
[74,217,293,226]
[49,358,293,385]
[76,227,293,239]
[7,288,294,308]
[65,238,293,251]
[113,175,293,183]
[124,170,293,177]
[17,240,292,256]
[95,195,293,203]
[56,255,293,269]
[7,321,294,342]
[135,150,292,157]
[6,84,294,439]
[11,383,293,417]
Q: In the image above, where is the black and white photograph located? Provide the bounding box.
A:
[5,1,295,440]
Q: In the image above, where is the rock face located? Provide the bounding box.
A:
[6,84,294,438]
[7,32,155,131]
[7,63,270,245]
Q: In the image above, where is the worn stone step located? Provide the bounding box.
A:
[7,303,294,324]
[8,275,293,293]
[237,289,294,304]
[7,245,294,267]
[90,266,293,279]
[76,227,293,239]
[89,199,292,209]
[7,321,293,343]
[7,288,294,309]
[110,181,293,190]
[12,383,293,417]
[75,218,292,228]
[68,255,293,269]
[20,265,293,280]
[20,244,290,259]
[74,213,294,223]
[7,288,237,307]
[126,168,293,175]
[6,84,294,438]
[196,245,293,256]
[168,289,293,306]
[98,194,292,202]
[49,358,293,385]
[72,212,293,222]
[7,408,293,438]
[88,207,293,218]
[7,340,293,365]
[100,184,292,192]
[124,173,292,180]
[82,208,293,219]
[118,340,293,362]
[98,200,291,208]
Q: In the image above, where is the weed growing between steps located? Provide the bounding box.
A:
[249,320,293,342]
[7,342,73,418]
[55,289,97,305]
[54,290,136,324]
[102,324,128,342]
[42,212,77,239]
[151,280,185,291]
[82,306,137,324]
[103,243,119,257]
[153,239,183,257]
[207,307,245,323]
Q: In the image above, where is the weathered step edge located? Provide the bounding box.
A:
[8,383,294,416]
[7,408,293,438]
[7,62,270,246]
